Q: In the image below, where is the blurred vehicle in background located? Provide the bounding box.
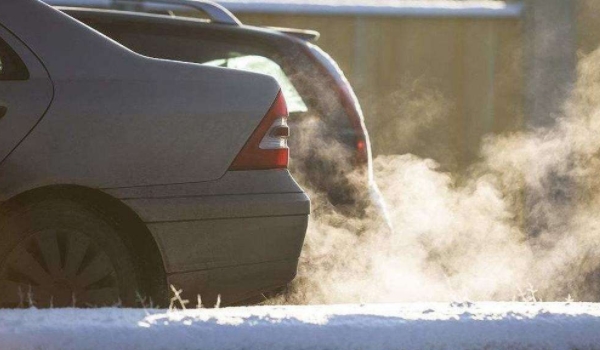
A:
[46,0,388,220]
[0,0,309,308]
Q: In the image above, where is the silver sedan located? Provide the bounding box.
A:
[0,0,309,308]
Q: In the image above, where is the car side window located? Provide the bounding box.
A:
[0,36,29,81]
[203,56,308,114]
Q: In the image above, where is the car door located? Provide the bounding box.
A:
[0,25,53,163]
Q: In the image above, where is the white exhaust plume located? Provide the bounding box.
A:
[274,44,600,305]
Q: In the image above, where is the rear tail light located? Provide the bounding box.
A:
[339,84,370,166]
[229,91,289,171]
[356,137,369,165]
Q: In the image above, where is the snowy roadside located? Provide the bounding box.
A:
[1,302,600,350]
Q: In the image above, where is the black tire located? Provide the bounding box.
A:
[0,198,142,308]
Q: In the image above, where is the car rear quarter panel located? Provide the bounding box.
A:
[0,0,281,199]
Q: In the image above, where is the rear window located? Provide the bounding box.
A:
[0,37,29,81]
[203,55,307,113]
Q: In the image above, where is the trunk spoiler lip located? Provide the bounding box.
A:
[266,26,320,42]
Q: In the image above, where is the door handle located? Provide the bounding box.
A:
[0,106,6,120]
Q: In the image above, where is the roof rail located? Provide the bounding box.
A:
[139,0,241,25]
[47,0,242,25]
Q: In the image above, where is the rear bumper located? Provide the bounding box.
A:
[149,210,308,306]
[167,258,301,307]
[104,170,309,305]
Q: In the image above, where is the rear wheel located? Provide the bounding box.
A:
[0,198,141,308]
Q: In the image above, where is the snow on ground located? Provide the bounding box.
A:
[1,302,600,350]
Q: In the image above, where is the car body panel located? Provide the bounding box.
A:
[112,169,309,306]
[0,0,282,198]
[106,168,309,289]
[125,193,309,222]
[103,169,305,199]
[168,258,298,306]
[0,26,53,164]
[110,169,310,305]
[133,187,309,306]
[150,214,307,274]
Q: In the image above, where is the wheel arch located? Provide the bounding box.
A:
[0,184,168,306]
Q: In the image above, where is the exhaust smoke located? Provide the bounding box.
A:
[275,45,600,305]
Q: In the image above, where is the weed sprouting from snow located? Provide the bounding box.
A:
[136,291,157,311]
[166,287,219,310]
[169,285,189,311]
[26,285,35,308]
[515,285,540,303]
